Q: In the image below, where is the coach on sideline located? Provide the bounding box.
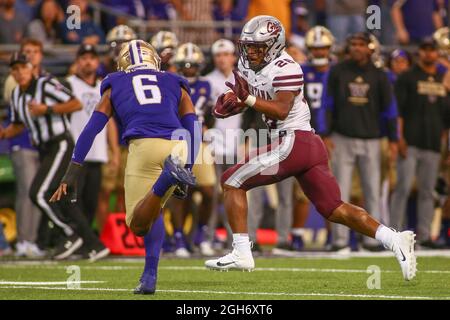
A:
[323,32,399,252]
[0,52,109,261]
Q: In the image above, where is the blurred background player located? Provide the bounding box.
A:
[168,42,216,258]
[204,39,239,249]
[98,25,137,77]
[151,30,179,72]
[290,26,335,251]
[96,25,136,231]
[51,40,200,294]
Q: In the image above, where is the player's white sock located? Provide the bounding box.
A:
[232,233,252,255]
[291,228,305,237]
[375,225,396,250]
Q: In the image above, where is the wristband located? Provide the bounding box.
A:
[45,106,54,115]
[244,95,256,107]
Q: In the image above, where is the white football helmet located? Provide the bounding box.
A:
[238,15,286,71]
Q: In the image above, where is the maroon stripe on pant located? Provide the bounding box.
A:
[221,130,343,218]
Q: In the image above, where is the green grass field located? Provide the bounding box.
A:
[0,254,449,300]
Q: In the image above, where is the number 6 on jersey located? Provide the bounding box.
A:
[132,74,162,105]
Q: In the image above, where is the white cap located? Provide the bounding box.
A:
[211,39,235,55]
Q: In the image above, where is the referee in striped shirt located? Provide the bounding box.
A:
[0,52,109,261]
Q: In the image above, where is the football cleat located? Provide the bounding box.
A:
[205,245,255,272]
[164,156,196,187]
[390,231,417,281]
[134,274,156,295]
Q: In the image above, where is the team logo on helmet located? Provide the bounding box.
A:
[267,21,281,36]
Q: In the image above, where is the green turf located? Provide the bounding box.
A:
[0,257,449,300]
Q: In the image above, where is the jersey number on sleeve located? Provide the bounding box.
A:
[132,75,162,105]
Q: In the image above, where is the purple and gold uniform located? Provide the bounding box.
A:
[301,63,328,135]
[100,65,191,225]
[188,78,216,187]
[100,66,190,141]
[189,78,212,124]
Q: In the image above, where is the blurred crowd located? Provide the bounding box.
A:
[0,0,449,260]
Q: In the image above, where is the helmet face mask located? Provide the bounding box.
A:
[238,40,270,71]
[238,15,286,72]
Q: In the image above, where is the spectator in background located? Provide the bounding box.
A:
[15,0,40,22]
[61,0,105,45]
[390,38,450,249]
[386,49,412,83]
[170,0,217,45]
[325,0,367,43]
[324,32,398,252]
[0,0,28,44]
[433,0,448,29]
[391,0,435,45]
[246,0,291,38]
[213,0,249,40]
[289,3,310,51]
[146,0,175,20]
[27,0,64,45]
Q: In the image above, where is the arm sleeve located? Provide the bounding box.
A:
[72,111,109,164]
[180,112,201,170]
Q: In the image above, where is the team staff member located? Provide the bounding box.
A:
[390,38,450,249]
[324,32,399,251]
[0,53,109,261]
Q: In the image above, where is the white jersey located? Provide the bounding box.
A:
[66,75,108,163]
[238,50,311,133]
[205,69,243,158]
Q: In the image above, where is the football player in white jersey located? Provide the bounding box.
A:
[207,15,417,281]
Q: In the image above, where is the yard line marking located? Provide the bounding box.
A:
[0,281,105,286]
[0,285,448,300]
[1,264,450,274]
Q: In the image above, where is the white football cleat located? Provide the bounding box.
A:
[205,246,255,272]
[199,241,215,256]
[175,247,191,258]
[391,231,417,281]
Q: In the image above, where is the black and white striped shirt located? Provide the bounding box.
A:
[10,76,74,146]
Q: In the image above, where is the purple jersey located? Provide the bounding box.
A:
[189,78,212,123]
[100,66,190,142]
[301,63,328,134]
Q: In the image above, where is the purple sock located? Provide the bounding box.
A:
[152,170,176,197]
[143,213,165,277]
